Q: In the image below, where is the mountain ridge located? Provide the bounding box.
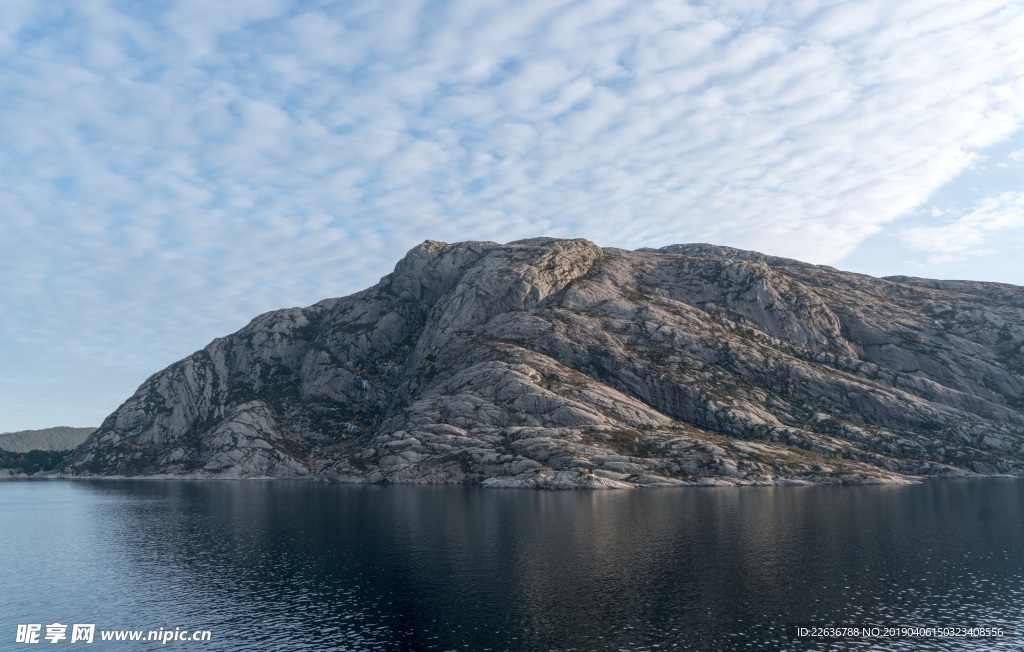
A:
[65,238,1024,488]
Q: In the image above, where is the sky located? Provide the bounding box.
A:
[1,0,1023,432]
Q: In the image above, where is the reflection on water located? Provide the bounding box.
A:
[1,479,1023,650]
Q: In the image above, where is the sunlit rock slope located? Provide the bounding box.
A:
[66,238,1024,487]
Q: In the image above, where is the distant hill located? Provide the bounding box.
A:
[0,427,95,453]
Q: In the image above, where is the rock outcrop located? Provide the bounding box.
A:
[66,238,1024,487]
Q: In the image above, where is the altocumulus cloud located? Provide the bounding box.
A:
[902,192,1024,264]
[0,0,1022,429]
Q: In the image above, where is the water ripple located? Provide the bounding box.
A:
[1,479,1022,651]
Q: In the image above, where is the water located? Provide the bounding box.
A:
[1,479,1022,651]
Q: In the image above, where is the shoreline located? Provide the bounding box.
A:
[5,470,1019,488]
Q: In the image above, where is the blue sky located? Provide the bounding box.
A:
[2,0,1023,431]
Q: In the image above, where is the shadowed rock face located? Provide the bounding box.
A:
[67,238,1024,488]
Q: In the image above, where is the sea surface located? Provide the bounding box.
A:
[1,479,1022,651]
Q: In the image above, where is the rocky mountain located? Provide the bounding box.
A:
[0,427,95,453]
[66,238,1024,488]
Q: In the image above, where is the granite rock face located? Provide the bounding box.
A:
[67,239,1024,487]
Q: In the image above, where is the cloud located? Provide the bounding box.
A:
[1,0,1024,429]
[901,192,1024,263]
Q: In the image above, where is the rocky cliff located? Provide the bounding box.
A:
[66,238,1024,488]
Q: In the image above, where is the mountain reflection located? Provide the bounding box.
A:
[38,479,1023,650]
